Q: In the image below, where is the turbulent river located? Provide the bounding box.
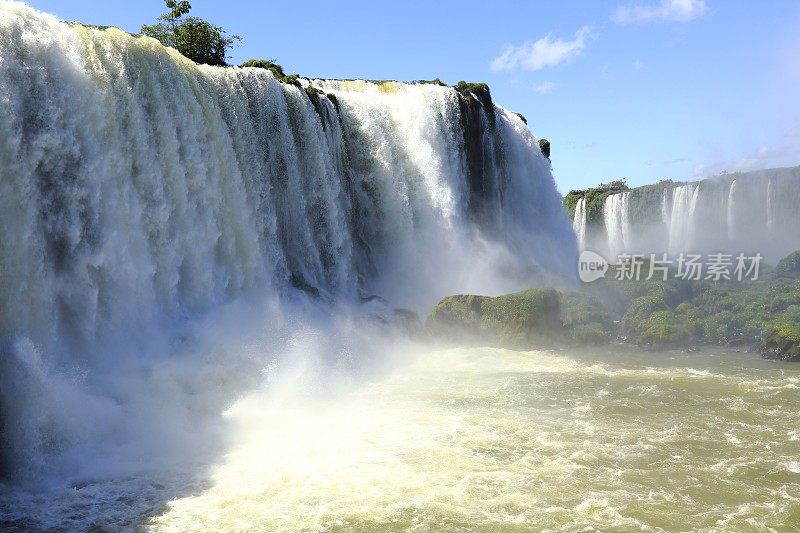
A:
[3,345,798,531]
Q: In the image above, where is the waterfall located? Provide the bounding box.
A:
[727,180,738,241]
[574,169,799,263]
[0,3,576,479]
[766,179,774,238]
[665,183,700,254]
[572,197,587,251]
[603,192,630,259]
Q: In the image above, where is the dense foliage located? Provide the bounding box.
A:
[141,0,240,66]
[428,251,800,360]
[428,288,613,347]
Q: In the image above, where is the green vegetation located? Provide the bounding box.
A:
[240,59,285,77]
[239,59,302,86]
[538,138,550,158]
[515,112,528,125]
[429,288,561,347]
[775,250,800,278]
[141,0,240,66]
[627,179,678,225]
[454,81,493,109]
[428,250,800,360]
[564,179,629,220]
[427,288,614,348]
[761,323,800,361]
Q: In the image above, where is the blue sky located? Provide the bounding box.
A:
[24,0,800,193]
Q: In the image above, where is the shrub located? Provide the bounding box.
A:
[636,310,689,348]
[570,322,612,344]
[428,288,563,347]
[774,251,800,279]
[141,1,240,66]
[538,138,550,158]
[417,78,448,86]
[240,59,285,77]
[760,323,800,361]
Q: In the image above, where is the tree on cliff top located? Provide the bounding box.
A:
[141,0,240,66]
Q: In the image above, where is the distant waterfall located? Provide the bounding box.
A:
[603,192,630,259]
[572,197,587,251]
[570,170,800,263]
[766,179,774,238]
[727,180,738,241]
[664,184,700,254]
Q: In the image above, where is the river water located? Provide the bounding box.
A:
[2,345,798,531]
[147,346,798,531]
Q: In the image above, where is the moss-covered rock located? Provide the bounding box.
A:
[240,59,302,86]
[538,138,550,158]
[760,323,800,361]
[428,288,615,348]
[240,58,285,76]
[454,81,493,110]
[428,288,563,348]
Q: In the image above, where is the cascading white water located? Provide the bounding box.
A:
[661,188,670,227]
[603,192,630,259]
[664,183,700,254]
[573,170,799,263]
[0,2,576,484]
[727,179,738,241]
[766,179,774,238]
[572,197,587,251]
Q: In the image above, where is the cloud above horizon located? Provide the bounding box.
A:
[490,26,592,72]
[612,0,707,24]
[693,144,800,179]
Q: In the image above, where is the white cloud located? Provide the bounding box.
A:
[612,0,707,24]
[633,58,644,71]
[693,145,800,179]
[490,26,592,72]
[531,82,555,94]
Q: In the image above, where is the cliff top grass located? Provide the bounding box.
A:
[564,179,630,220]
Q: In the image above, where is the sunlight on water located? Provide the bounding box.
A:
[149,347,800,532]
